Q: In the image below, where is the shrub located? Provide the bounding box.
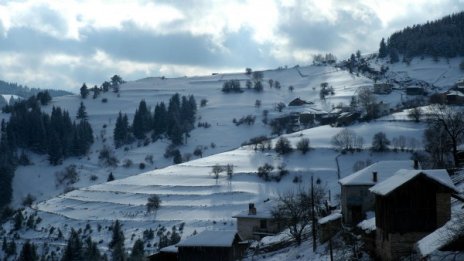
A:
[101,98,108,103]
[234,115,256,126]
[55,165,78,188]
[222,80,243,93]
[200,99,208,107]
[90,175,98,181]
[123,159,133,168]
[98,146,119,167]
[139,162,146,170]
[146,195,161,213]
[274,137,293,155]
[145,154,154,165]
[193,146,203,158]
[22,194,36,207]
[296,138,310,154]
[257,164,274,181]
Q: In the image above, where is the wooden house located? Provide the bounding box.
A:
[369,169,458,260]
[374,83,393,94]
[233,203,281,240]
[446,90,464,105]
[176,230,247,261]
[406,86,425,95]
[339,160,418,226]
[288,98,310,106]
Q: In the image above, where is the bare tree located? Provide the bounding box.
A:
[211,164,225,179]
[146,195,161,213]
[331,128,360,151]
[271,184,326,245]
[357,87,378,119]
[371,132,390,152]
[408,107,423,122]
[296,138,311,154]
[423,121,453,168]
[428,105,464,167]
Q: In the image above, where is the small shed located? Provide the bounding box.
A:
[176,230,247,261]
[233,203,281,240]
[370,169,458,260]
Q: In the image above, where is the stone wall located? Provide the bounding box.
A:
[376,228,429,260]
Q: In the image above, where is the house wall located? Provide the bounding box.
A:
[178,246,233,261]
[436,193,451,227]
[341,185,374,225]
[375,228,428,260]
[319,218,342,243]
[236,217,280,240]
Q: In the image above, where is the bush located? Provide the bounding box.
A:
[274,137,293,155]
[146,195,161,213]
[22,194,36,207]
[200,99,208,107]
[234,115,256,126]
[101,98,108,103]
[222,80,243,93]
[257,163,274,181]
[371,132,390,152]
[55,165,78,188]
[296,138,310,154]
[145,154,154,165]
[123,159,133,168]
[90,175,98,181]
[139,162,146,170]
[193,146,203,158]
[99,146,119,167]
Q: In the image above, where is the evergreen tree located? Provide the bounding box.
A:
[107,172,115,182]
[101,81,111,92]
[378,38,388,58]
[114,112,130,148]
[61,229,83,261]
[109,220,125,261]
[83,236,101,261]
[47,129,63,165]
[128,239,144,261]
[76,102,88,120]
[18,241,38,261]
[152,102,167,140]
[80,83,89,99]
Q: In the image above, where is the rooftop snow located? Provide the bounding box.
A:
[369,169,458,196]
[357,217,376,233]
[176,230,239,247]
[318,212,342,225]
[416,217,464,257]
[339,160,415,186]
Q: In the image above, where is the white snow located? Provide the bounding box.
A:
[369,169,458,196]
[357,217,376,233]
[176,230,238,247]
[318,212,342,225]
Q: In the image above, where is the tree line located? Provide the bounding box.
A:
[114,93,197,148]
[379,11,464,59]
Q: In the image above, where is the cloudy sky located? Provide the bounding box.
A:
[0,0,463,92]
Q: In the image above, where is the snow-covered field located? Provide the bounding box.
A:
[2,57,462,259]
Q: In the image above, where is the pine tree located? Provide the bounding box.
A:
[107,172,115,182]
[18,241,38,261]
[114,112,130,148]
[76,102,88,120]
[109,220,125,261]
[61,229,83,261]
[83,236,101,261]
[128,239,144,261]
[80,83,89,99]
[379,38,388,58]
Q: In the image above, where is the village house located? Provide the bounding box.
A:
[446,90,464,105]
[369,169,458,260]
[176,230,247,261]
[373,83,393,94]
[339,160,418,226]
[288,97,311,106]
[233,203,281,240]
[406,86,425,95]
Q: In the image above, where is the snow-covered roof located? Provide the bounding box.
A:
[416,218,464,257]
[369,169,458,196]
[176,230,240,248]
[232,209,273,219]
[357,217,376,233]
[160,245,178,253]
[446,90,464,97]
[318,212,342,225]
[339,160,415,186]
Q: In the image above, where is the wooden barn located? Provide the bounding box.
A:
[369,169,458,260]
[176,230,247,261]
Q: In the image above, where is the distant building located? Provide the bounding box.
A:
[373,83,393,94]
[370,169,458,260]
[339,160,418,226]
[406,86,425,95]
[446,90,464,105]
[176,230,247,261]
[335,112,360,126]
[233,203,282,240]
[288,98,310,106]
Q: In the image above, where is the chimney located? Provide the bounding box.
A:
[414,160,419,170]
[248,203,256,215]
[372,172,378,182]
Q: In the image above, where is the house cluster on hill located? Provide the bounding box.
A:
[337,160,464,260]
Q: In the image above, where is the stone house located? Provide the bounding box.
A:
[339,160,418,226]
[369,169,458,260]
[233,203,282,240]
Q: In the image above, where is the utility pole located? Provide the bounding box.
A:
[311,175,317,252]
